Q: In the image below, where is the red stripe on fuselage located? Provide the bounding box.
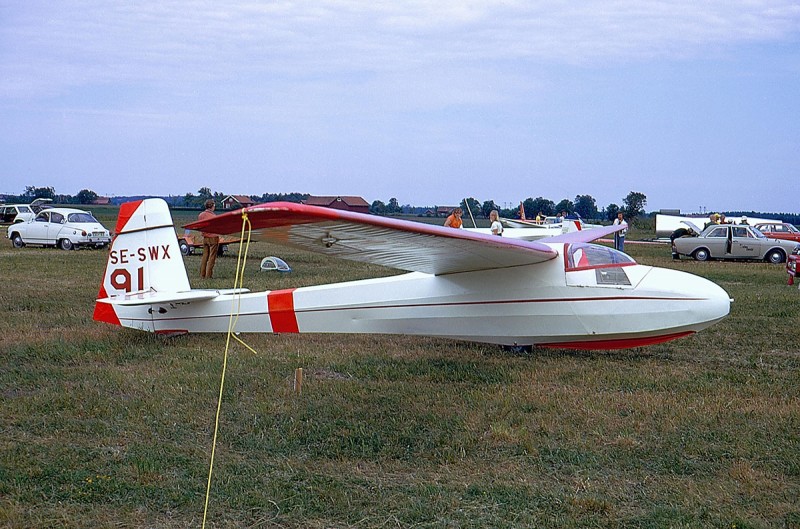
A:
[539,331,695,350]
[268,289,299,333]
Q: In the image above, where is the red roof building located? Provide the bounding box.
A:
[304,195,370,214]
[222,195,256,209]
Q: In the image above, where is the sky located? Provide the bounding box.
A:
[1,1,799,214]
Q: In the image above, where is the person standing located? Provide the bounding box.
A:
[613,212,628,252]
[198,199,219,279]
[444,207,463,228]
[489,210,503,236]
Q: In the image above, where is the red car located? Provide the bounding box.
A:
[788,246,799,286]
[754,222,800,242]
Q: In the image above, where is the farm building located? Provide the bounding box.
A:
[222,195,256,209]
[436,206,459,217]
[304,195,370,214]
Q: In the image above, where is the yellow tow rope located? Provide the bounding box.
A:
[202,211,257,528]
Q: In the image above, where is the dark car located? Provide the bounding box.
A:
[672,222,800,264]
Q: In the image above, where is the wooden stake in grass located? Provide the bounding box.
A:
[294,367,303,395]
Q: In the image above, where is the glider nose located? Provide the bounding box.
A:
[638,267,731,330]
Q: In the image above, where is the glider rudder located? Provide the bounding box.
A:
[94,199,189,325]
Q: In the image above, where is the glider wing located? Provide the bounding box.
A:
[186,202,558,275]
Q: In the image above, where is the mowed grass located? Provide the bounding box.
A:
[1,212,799,529]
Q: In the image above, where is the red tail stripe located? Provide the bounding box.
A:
[267,289,299,333]
[93,285,120,326]
[115,200,143,234]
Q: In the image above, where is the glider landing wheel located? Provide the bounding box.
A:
[693,248,710,262]
[502,344,533,354]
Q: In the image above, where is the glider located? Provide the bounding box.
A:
[94,199,730,350]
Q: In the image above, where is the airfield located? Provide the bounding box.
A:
[1,207,798,528]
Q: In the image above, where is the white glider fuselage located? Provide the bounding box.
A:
[106,247,729,349]
[96,199,730,350]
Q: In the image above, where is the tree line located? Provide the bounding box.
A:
[370,191,648,222]
[7,185,800,225]
[3,186,101,205]
[2,186,310,208]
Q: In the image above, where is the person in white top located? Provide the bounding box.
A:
[489,210,504,236]
[613,212,628,252]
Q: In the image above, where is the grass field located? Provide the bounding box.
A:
[1,208,798,528]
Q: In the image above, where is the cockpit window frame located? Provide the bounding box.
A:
[563,243,637,273]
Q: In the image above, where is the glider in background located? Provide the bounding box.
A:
[94,199,730,350]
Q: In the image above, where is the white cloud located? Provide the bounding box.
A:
[2,0,799,98]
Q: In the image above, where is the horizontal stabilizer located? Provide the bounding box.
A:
[98,288,249,306]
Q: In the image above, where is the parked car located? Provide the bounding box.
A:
[0,204,35,224]
[672,222,799,264]
[753,222,800,242]
[0,198,53,224]
[788,246,799,285]
[7,207,111,250]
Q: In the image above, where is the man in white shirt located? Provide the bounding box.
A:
[613,212,628,252]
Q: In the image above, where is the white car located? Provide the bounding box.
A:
[7,207,111,250]
[0,204,35,224]
[0,198,53,224]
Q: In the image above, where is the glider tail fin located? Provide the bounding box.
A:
[94,198,189,325]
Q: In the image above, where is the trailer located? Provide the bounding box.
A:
[178,230,240,256]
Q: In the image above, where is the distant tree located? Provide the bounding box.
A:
[386,197,401,215]
[198,187,213,199]
[76,189,98,204]
[555,199,574,215]
[23,186,56,200]
[370,200,386,215]
[524,197,555,219]
[460,197,481,223]
[481,200,498,218]
[622,191,647,219]
[574,194,598,219]
[260,192,308,203]
[499,206,516,219]
[605,203,620,221]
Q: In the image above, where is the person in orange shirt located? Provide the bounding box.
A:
[198,199,219,279]
[444,207,463,228]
